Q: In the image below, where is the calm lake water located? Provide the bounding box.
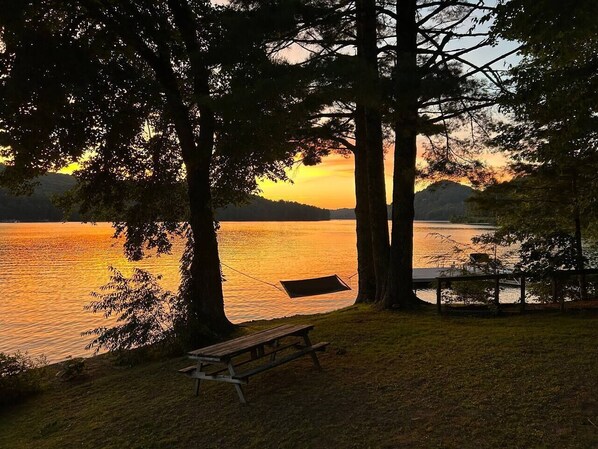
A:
[0,221,494,361]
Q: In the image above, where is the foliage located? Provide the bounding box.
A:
[0,351,47,407]
[442,279,499,307]
[0,0,328,249]
[527,275,598,304]
[484,0,598,277]
[426,232,505,306]
[0,0,332,338]
[303,1,502,179]
[471,177,598,275]
[83,268,185,354]
[472,177,598,302]
[426,232,507,272]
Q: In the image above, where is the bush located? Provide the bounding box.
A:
[83,267,185,354]
[443,279,499,307]
[529,273,598,303]
[0,351,47,406]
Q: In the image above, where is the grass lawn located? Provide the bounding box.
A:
[1,306,597,449]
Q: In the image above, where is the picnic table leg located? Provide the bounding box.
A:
[195,362,203,396]
[270,339,279,362]
[227,362,247,404]
[302,333,322,371]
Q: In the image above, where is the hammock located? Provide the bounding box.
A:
[280,274,351,298]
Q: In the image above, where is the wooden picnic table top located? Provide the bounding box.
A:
[188,324,314,361]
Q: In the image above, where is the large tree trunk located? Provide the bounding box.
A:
[366,110,390,302]
[185,166,232,343]
[384,0,420,308]
[158,2,234,341]
[171,99,231,344]
[356,0,390,302]
[354,106,376,303]
[183,108,233,344]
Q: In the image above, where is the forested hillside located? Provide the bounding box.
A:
[413,181,474,220]
[216,196,329,221]
[0,170,329,222]
[0,170,77,222]
[1,171,477,223]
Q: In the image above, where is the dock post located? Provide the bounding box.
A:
[436,279,442,314]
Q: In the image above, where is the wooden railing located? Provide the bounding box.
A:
[435,268,598,314]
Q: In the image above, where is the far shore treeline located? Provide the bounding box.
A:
[0,168,484,223]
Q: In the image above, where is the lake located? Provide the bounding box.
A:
[0,221,494,361]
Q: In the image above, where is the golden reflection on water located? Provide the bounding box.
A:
[0,221,493,361]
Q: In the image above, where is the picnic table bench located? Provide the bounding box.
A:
[179,324,329,403]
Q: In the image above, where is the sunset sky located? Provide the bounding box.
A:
[52,142,507,210]
[259,153,369,210]
[255,10,516,210]
[258,144,507,209]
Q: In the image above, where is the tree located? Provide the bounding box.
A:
[355,0,391,302]
[380,0,511,308]
[290,1,510,307]
[471,175,598,277]
[0,0,322,343]
[475,0,598,297]
[276,0,390,303]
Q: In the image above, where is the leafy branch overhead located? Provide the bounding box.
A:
[472,0,598,297]
[0,0,336,341]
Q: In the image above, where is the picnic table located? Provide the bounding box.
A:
[179,324,329,403]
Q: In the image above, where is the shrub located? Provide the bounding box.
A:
[0,351,47,406]
[83,267,185,354]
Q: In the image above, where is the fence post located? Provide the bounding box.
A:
[520,275,526,313]
[494,275,500,308]
[436,279,442,314]
[551,274,564,311]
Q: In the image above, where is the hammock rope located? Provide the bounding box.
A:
[221,262,284,292]
[221,262,357,297]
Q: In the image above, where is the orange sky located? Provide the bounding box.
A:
[259,147,507,209]
[259,153,390,210]
[51,147,506,210]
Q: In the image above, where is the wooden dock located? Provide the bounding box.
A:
[412,267,521,289]
[412,267,461,289]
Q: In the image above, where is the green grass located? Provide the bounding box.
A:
[1,306,597,449]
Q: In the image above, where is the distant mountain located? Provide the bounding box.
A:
[414,180,475,220]
[1,168,477,223]
[330,180,476,221]
[216,196,330,221]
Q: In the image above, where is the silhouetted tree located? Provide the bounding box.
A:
[281,0,391,303]
[279,1,511,307]
[474,0,598,297]
[0,0,323,343]
[380,0,512,308]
